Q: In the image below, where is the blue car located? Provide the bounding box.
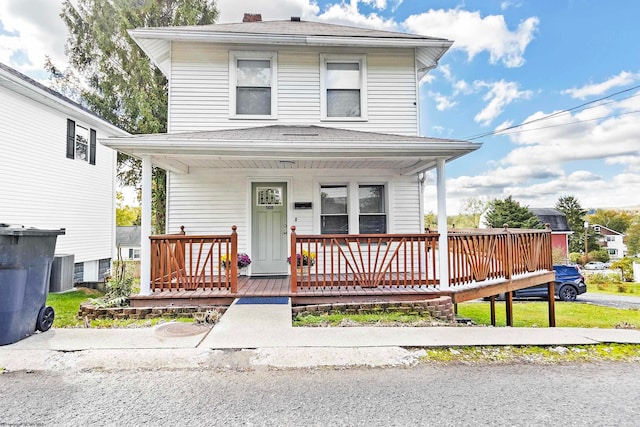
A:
[511,265,587,302]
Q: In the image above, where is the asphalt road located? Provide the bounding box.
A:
[1,364,639,426]
[578,292,640,309]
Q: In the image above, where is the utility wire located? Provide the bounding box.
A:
[464,84,640,140]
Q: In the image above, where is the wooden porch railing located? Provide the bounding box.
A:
[290,226,439,292]
[150,226,238,292]
[290,225,552,291]
[447,225,553,287]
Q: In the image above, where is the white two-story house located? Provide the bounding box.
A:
[592,224,627,259]
[1,62,129,286]
[103,14,483,294]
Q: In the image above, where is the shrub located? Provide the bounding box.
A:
[586,272,620,285]
[92,261,133,308]
[611,257,634,282]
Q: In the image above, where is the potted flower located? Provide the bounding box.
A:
[221,253,251,276]
[288,249,315,274]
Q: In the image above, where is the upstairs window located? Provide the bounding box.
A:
[230,51,277,118]
[321,54,367,120]
[66,119,96,165]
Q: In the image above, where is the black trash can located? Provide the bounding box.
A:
[0,224,65,345]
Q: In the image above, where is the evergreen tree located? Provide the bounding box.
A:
[49,0,218,233]
[555,195,588,253]
[484,196,543,229]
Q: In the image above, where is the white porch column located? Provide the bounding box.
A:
[139,156,152,296]
[436,158,449,289]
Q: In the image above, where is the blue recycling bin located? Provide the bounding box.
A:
[0,224,65,345]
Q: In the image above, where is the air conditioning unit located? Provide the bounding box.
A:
[49,254,75,293]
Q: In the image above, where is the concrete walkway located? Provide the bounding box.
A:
[2,298,640,372]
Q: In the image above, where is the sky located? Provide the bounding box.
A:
[2,0,640,215]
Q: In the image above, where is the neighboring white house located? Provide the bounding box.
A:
[116,226,141,260]
[103,15,480,293]
[0,62,129,283]
[592,224,627,259]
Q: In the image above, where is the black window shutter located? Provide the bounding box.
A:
[89,129,96,165]
[66,119,75,159]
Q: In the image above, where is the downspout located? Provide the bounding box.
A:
[436,158,449,289]
[139,156,153,296]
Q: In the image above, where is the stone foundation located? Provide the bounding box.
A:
[78,303,227,321]
[292,296,454,322]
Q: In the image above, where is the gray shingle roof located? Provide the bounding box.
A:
[529,208,571,232]
[112,125,468,144]
[116,226,141,246]
[153,19,449,42]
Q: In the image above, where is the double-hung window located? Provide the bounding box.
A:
[66,119,96,165]
[358,185,386,234]
[229,51,277,118]
[320,185,349,234]
[320,54,367,120]
[320,183,387,234]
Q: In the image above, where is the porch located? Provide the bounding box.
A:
[130,225,557,326]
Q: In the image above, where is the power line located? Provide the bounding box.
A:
[492,109,640,137]
[463,84,640,140]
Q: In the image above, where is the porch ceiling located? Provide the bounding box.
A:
[101,125,480,175]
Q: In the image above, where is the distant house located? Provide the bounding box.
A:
[529,208,572,261]
[116,226,141,260]
[0,62,129,283]
[591,224,626,259]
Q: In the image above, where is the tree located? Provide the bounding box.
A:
[115,192,141,226]
[50,0,218,233]
[483,196,543,229]
[625,222,640,256]
[586,209,634,233]
[459,196,488,228]
[555,195,588,253]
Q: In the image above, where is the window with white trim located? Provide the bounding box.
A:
[359,185,386,234]
[229,51,277,118]
[66,119,96,165]
[319,183,387,234]
[320,185,348,234]
[320,54,367,120]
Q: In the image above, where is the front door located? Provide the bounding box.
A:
[251,183,288,275]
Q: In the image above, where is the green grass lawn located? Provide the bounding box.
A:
[46,288,103,328]
[457,301,640,328]
[46,288,192,328]
[586,281,640,296]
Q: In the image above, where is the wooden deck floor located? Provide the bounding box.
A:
[130,275,444,307]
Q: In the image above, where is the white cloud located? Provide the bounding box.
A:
[430,92,457,111]
[562,71,640,99]
[403,9,539,67]
[501,93,640,166]
[0,0,68,76]
[435,92,640,214]
[495,120,513,132]
[474,80,533,125]
[317,1,399,30]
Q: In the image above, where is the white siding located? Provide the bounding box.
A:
[167,168,421,254]
[0,86,116,264]
[169,43,419,135]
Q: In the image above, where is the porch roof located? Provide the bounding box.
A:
[101,125,480,175]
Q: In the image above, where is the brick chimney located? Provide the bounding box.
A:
[243,13,262,22]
